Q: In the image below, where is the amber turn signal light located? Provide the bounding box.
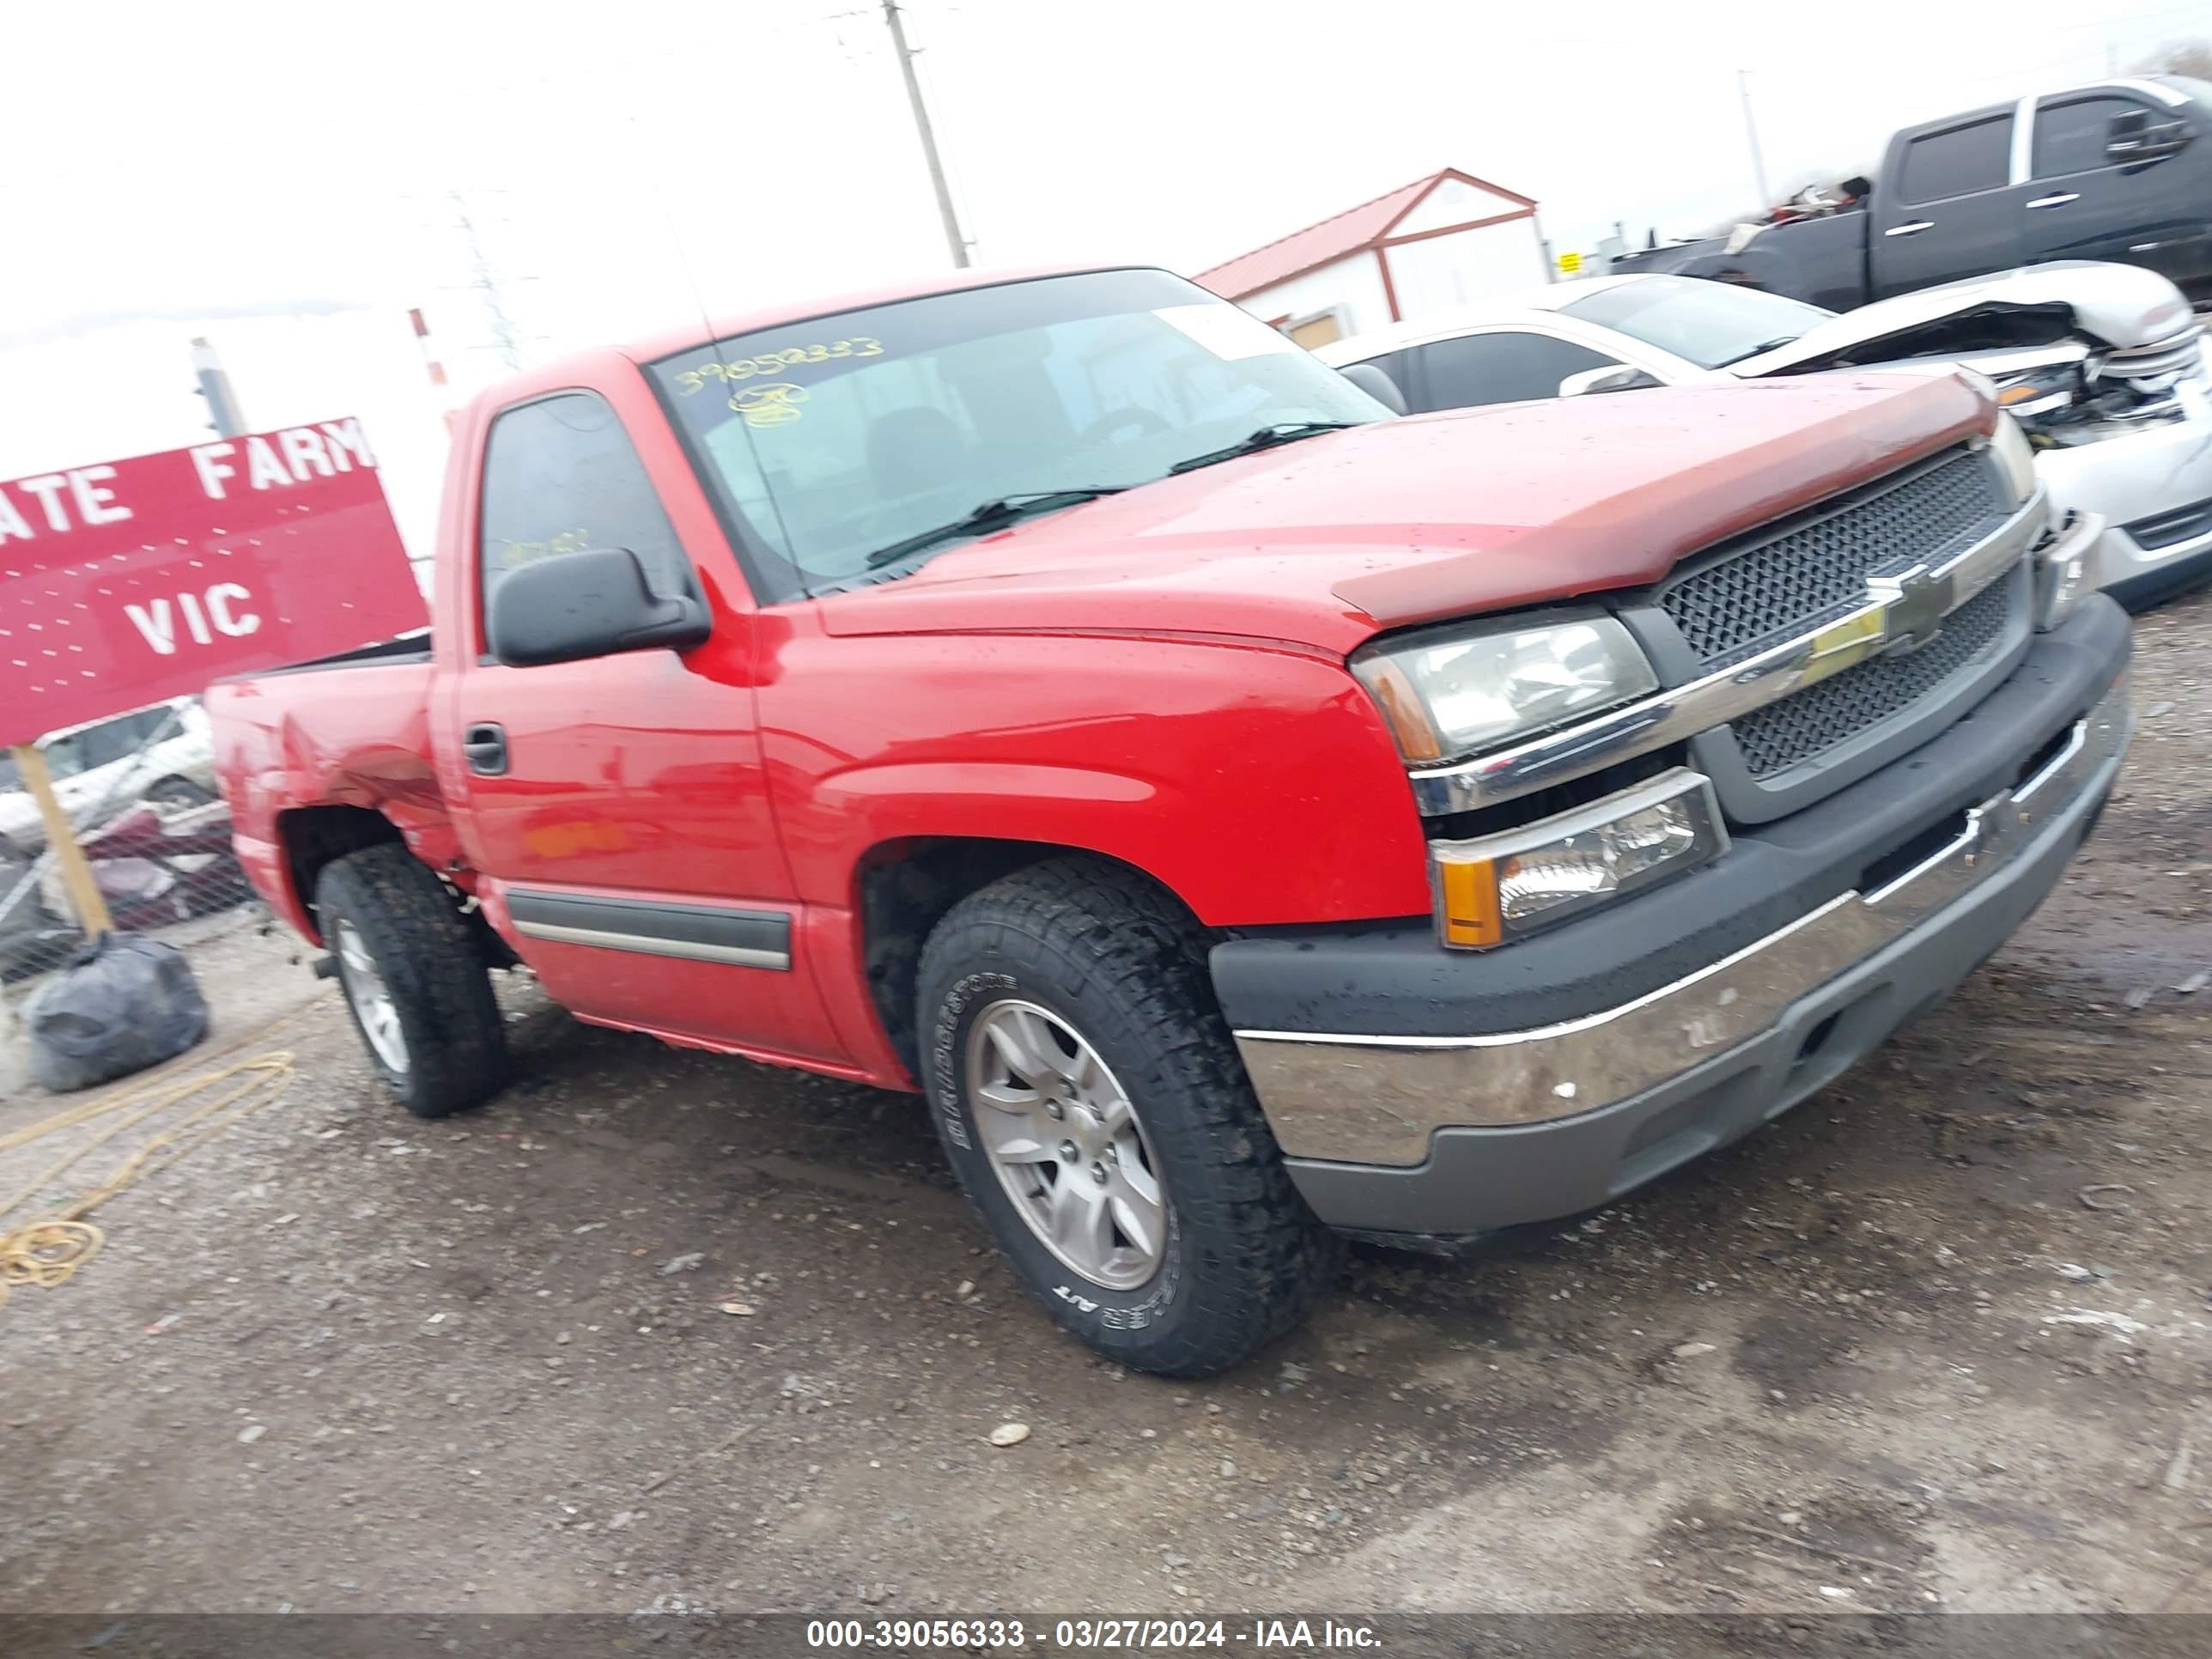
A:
[1435,857,1504,949]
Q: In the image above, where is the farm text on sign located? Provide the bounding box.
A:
[0,418,426,745]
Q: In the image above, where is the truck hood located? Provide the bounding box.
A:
[1733,260,2196,375]
[817,373,1994,655]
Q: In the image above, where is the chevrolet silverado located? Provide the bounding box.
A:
[208,264,2129,1375]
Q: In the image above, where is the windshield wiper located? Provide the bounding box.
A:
[1717,336,1805,368]
[861,487,1130,570]
[1167,422,1360,475]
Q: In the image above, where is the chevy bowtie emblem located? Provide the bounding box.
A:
[1867,564,1949,657]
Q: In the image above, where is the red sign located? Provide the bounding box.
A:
[0,418,428,744]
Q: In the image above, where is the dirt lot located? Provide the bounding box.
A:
[4,592,2209,1619]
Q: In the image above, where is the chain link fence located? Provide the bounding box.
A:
[0,696,260,993]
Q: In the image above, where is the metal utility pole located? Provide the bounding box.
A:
[882,0,970,267]
[190,337,246,438]
[1737,68,1773,210]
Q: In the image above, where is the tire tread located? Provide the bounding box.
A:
[316,843,506,1117]
[921,857,1337,1375]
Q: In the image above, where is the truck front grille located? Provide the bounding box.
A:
[1661,449,2011,666]
[1728,574,2015,778]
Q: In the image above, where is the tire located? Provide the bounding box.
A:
[314,843,507,1117]
[917,858,1339,1376]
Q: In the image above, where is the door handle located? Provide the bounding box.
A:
[463,722,508,777]
[2027,192,2080,209]
[1884,220,1936,237]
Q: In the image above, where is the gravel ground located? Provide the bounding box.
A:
[3,592,2209,1618]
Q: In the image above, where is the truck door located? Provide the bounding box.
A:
[1874,111,2031,299]
[436,386,846,1066]
[2021,88,2212,296]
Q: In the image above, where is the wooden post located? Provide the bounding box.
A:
[8,744,112,938]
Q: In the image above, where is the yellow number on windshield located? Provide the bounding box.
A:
[670,337,888,393]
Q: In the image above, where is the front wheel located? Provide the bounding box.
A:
[315,844,507,1117]
[917,859,1339,1376]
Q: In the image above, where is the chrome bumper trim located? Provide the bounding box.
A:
[1407,484,2051,816]
[1237,668,2129,1166]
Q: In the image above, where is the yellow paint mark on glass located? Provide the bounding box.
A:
[500,526,591,568]
[672,337,884,395]
[731,383,808,428]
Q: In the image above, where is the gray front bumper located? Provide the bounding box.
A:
[1251,671,2130,1241]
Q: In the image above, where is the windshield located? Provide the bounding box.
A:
[651,268,1388,596]
[1560,276,1837,369]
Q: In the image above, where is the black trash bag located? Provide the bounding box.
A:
[25,933,210,1092]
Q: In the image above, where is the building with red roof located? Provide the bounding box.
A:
[1192,167,1548,348]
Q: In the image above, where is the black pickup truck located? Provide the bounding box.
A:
[1616,76,2212,308]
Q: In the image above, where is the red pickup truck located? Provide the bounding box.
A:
[210,264,2128,1376]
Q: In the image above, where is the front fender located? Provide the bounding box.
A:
[823,761,1216,905]
[764,631,1432,927]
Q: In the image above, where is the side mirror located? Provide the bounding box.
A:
[1559,364,1654,398]
[2108,108,2192,161]
[488,547,710,668]
[1339,361,1408,415]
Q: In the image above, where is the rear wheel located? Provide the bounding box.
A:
[315,844,507,1117]
[917,858,1339,1376]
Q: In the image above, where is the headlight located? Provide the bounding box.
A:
[1989,411,2039,502]
[1431,769,1729,948]
[1352,614,1657,766]
[1994,367,2080,422]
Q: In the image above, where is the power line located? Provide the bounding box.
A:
[445,191,531,371]
[402,189,546,372]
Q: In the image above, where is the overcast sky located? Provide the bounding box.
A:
[2,0,2203,554]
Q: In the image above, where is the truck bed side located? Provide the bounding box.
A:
[207,659,449,942]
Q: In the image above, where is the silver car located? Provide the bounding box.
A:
[1319,264,2212,609]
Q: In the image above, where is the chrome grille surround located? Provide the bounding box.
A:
[1729,573,2016,778]
[1404,472,2053,819]
[1660,449,2012,667]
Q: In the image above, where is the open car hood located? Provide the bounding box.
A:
[1733,260,2197,376]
